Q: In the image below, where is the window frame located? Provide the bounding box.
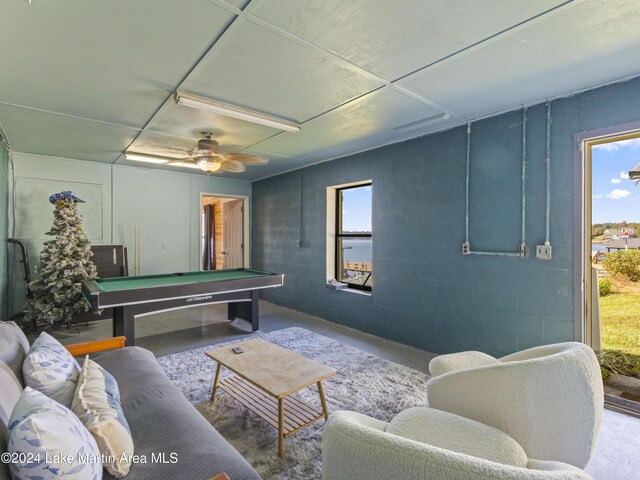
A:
[334,183,372,292]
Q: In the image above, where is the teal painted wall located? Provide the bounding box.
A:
[7,153,251,316]
[252,76,640,356]
[0,141,8,318]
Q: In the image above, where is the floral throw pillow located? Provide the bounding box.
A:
[7,387,102,479]
[23,332,81,407]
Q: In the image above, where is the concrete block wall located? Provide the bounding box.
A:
[252,75,640,356]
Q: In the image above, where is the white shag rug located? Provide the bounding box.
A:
[157,327,429,480]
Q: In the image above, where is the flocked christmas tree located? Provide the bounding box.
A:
[25,191,98,326]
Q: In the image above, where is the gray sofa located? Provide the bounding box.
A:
[0,322,260,480]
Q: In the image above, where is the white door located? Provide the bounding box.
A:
[223,200,244,268]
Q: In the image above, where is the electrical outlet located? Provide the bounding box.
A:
[161,240,167,250]
[519,244,528,257]
[462,242,470,255]
[536,244,552,260]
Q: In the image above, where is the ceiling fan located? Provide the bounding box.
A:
[125,132,268,174]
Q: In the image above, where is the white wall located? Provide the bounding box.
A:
[8,152,251,314]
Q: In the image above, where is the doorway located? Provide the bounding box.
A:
[582,130,640,414]
[200,194,248,270]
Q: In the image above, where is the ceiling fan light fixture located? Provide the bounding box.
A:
[124,152,170,164]
[195,156,222,173]
[174,91,301,133]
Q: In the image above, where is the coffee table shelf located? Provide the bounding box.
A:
[207,338,336,456]
[219,375,324,435]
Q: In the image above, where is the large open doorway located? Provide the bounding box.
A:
[200,194,249,271]
[582,130,640,415]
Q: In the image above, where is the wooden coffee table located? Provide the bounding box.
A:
[206,338,337,457]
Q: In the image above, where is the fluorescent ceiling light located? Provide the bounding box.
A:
[174,91,301,133]
[169,161,201,170]
[124,152,169,164]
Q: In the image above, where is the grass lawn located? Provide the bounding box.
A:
[600,275,640,355]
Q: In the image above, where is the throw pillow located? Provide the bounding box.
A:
[23,332,81,407]
[0,320,30,385]
[7,387,103,479]
[386,407,529,468]
[72,357,134,478]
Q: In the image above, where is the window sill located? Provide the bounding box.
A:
[339,287,372,297]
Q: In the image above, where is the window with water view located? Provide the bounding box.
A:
[336,184,372,291]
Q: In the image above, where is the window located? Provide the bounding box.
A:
[335,183,372,291]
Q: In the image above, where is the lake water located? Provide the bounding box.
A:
[342,238,372,263]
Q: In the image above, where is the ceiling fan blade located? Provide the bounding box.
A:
[224,153,269,165]
[221,160,246,173]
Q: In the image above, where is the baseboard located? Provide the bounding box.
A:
[605,393,640,419]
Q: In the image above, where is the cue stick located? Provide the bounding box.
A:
[136,224,141,276]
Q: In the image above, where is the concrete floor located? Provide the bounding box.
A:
[51,301,434,372]
[49,301,639,480]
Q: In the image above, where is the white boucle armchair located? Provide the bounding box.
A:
[427,342,603,469]
[322,408,592,480]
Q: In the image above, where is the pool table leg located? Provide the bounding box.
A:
[113,306,136,346]
[227,290,259,331]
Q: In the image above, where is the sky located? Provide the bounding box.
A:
[341,185,372,232]
[591,137,640,224]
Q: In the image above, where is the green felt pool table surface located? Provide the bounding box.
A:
[93,268,271,292]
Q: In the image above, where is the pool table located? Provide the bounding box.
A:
[82,268,284,346]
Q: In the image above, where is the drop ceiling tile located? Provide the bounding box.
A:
[250,87,455,161]
[251,0,565,81]
[397,0,640,120]
[182,20,383,122]
[0,104,138,163]
[0,0,235,127]
[145,98,279,148]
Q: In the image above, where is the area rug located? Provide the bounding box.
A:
[157,327,429,480]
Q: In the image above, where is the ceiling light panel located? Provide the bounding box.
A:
[396,0,640,120]
[251,0,565,81]
[0,1,235,126]
[182,21,383,123]
[0,103,138,163]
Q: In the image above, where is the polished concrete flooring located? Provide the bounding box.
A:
[52,301,434,372]
[50,301,639,480]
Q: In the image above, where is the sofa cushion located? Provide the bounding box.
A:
[0,321,30,385]
[95,347,261,480]
[0,363,22,480]
[386,407,529,468]
[72,357,134,478]
[7,387,103,480]
[23,332,81,407]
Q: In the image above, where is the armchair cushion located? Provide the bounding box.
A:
[429,351,500,377]
[322,410,593,480]
[386,407,528,468]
